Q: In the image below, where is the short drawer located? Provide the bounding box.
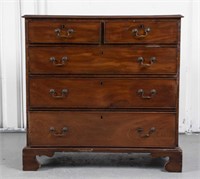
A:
[28,20,101,43]
[29,78,177,109]
[29,46,177,75]
[28,111,176,147]
[105,20,178,44]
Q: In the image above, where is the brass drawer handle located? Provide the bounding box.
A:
[55,25,75,38]
[137,57,156,67]
[132,25,151,38]
[49,127,68,137]
[136,127,156,138]
[49,56,68,67]
[49,89,68,98]
[137,89,157,99]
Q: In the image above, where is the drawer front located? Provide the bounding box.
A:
[29,78,177,108]
[28,111,176,147]
[28,20,100,43]
[29,46,177,74]
[105,20,178,44]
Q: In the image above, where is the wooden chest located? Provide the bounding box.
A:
[23,15,183,172]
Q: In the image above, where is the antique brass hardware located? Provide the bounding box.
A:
[136,127,156,138]
[49,127,68,137]
[49,89,68,98]
[137,89,157,99]
[132,25,151,38]
[49,56,68,66]
[55,25,75,38]
[137,56,156,67]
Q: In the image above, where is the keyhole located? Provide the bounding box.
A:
[100,115,103,119]
[61,24,65,29]
[100,50,104,55]
[100,81,103,86]
[140,24,144,28]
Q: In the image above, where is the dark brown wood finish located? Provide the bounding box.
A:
[105,20,178,44]
[29,46,177,74]
[23,15,182,172]
[23,147,182,172]
[28,20,101,43]
[28,111,176,147]
[29,78,177,108]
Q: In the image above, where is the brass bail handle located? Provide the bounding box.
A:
[49,56,68,67]
[137,57,156,67]
[49,127,68,137]
[136,127,156,138]
[137,89,157,99]
[55,24,75,38]
[49,89,68,98]
[132,24,151,38]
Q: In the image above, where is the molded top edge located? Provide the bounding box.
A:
[22,15,183,19]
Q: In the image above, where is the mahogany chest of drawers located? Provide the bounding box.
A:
[23,15,183,172]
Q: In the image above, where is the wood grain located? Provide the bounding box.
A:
[23,15,182,172]
[105,21,178,44]
[28,20,101,43]
[29,46,177,74]
[29,78,177,108]
[28,111,176,147]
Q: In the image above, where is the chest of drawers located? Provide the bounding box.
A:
[23,15,182,172]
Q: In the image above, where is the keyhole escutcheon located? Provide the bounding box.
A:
[99,50,104,56]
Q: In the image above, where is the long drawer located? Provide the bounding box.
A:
[105,20,178,44]
[28,111,176,147]
[29,78,177,108]
[28,20,101,43]
[29,46,177,74]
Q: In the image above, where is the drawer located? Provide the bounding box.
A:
[28,20,101,43]
[29,46,177,75]
[105,20,178,44]
[28,111,176,147]
[29,78,177,108]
